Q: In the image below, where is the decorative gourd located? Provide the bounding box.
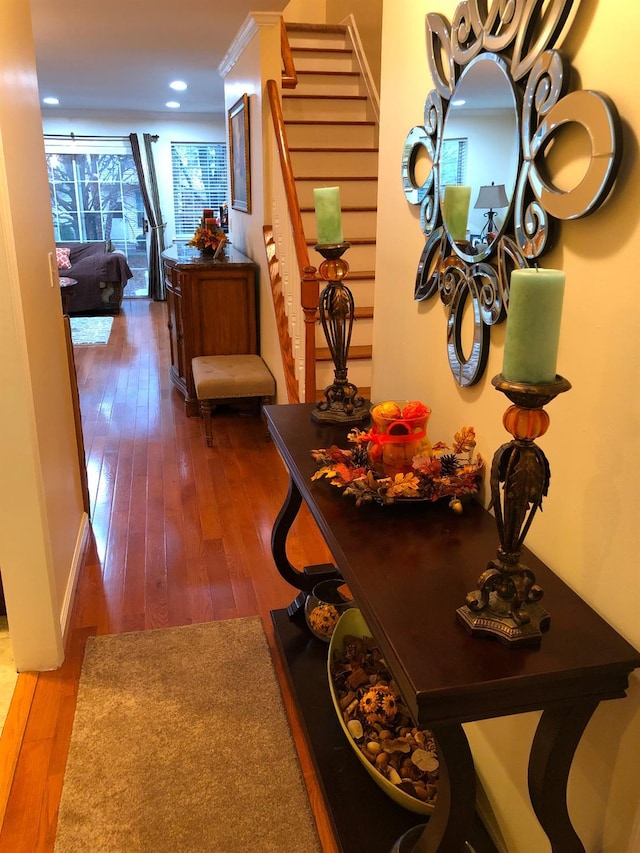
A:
[502,405,550,440]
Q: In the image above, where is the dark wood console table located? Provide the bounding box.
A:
[265,403,640,853]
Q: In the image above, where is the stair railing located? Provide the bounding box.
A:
[280,18,298,90]
[266,76,318,403]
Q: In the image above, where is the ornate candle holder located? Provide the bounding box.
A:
[456,373,571,646]
[311,242,370,425]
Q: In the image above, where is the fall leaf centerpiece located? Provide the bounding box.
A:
[312,399,483,509]
[188,212,227,258]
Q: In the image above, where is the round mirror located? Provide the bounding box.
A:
[440,54,519,261]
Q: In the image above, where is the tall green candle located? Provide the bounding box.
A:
[313,186,343,245]
[443,185,471,241]
[502,267,566,383]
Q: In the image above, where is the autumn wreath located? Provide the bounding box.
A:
[311,401,483,509]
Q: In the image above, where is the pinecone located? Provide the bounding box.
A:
[351,445,369,468]
[439,453,460,476]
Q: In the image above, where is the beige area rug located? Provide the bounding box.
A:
[55,618,320,853]
[69,315,114,346]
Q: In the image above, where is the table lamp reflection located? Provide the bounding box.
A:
[474,182,509,239]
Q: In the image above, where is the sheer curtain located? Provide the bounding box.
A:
[129,133,166,301]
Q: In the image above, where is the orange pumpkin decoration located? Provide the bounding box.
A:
[502,405,550,440]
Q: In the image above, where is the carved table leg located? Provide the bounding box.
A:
[271,475,340,623]
[391,724,476,853]
[528,702,599,853]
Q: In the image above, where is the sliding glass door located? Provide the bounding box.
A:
[45,138,149,297]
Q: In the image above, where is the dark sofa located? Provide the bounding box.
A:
[56,241,133,314]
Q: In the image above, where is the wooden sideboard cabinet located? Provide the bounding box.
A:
[162,244,258,416]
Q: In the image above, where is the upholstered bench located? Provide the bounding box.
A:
[191,354,276,446]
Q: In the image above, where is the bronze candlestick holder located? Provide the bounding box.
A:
[456,373,571,646]
[311,242,370,425]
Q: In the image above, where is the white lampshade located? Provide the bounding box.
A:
[474,183,509,210]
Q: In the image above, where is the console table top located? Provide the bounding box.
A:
[162,242,255,268]
[265,403,640,727]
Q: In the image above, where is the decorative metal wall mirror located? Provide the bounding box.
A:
[402,0,621,386]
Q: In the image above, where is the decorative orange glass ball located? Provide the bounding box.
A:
[502,405,550,440]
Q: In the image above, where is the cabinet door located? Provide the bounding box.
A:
[166,281,185,382]
[192,267,257,355]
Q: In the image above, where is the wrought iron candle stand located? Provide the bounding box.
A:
[311,242,370,425]
[456,373,571,646]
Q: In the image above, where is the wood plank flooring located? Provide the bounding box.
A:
[0,298,338,852]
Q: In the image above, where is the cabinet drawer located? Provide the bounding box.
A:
[164,264,181,293]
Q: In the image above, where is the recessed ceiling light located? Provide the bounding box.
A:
[169,80,187,91]
[43,97,60,105]
[166,101,181,109]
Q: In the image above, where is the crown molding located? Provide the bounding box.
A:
[218,12,281,78]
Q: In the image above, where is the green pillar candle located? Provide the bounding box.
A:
[313,186,343,245]
[502,267,566,384]
[443,185,471,241]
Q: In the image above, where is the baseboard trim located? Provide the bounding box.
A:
[59,513,90,646]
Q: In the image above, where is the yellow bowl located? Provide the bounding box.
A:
[327,608,435,815]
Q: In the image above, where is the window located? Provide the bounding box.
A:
[440,138,468,186]
[45,139,145,252]
[171,143,228,238]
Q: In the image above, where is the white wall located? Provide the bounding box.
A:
[0,3,86,670]
[374,2,640,851]
[41,112,226,246]
[326,0,383,87]
[283,0,326,24]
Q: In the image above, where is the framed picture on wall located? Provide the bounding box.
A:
[229,94,251,214]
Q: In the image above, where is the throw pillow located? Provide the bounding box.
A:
[56,247,72,270]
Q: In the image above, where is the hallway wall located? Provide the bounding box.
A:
[0,2,85,670]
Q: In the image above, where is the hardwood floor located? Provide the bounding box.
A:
[0,298,338,852]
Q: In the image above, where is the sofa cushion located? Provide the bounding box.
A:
[56,247,72,270]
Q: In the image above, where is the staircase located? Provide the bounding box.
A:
[282,21,379,397]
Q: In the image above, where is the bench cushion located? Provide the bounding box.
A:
[192,355,275,400]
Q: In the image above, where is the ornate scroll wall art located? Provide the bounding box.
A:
[402,0,621,386]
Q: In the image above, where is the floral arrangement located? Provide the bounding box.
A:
[311,401,483,508]
[188,223,227,253]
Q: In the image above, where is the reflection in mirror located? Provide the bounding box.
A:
[404,1,621,387]
[440,54,519,259]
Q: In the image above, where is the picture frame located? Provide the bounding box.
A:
[228,94,251,214]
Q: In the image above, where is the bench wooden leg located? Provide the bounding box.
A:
[200,400,214,447]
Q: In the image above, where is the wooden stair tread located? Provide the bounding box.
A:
[317,345,372,361]
[296,70,361,78]
[295,175,378,181]
[344,270,376,280]
[285,119,377,126]
[289,47,353,55]
[355,306,374,319]
[283,93,368,101]
[316,386,371,401]
[314,306,374,320]
[290,147,379,153]
[286,22,348,34]
[314,270,375,281]
[300,206,377,212]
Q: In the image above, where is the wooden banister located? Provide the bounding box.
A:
[281,18,298,90]
[266,79,310,277]
[267,76,318,402]
[263,226,300,404]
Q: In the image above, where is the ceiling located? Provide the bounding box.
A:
[30,0,288,118]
